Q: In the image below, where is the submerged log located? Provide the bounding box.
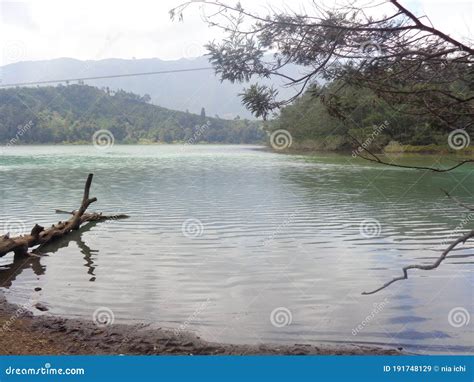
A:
[0,174,128,257]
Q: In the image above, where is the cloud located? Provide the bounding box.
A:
[0,0,471,66]
[416,0,473,41]
[1,1,38,29]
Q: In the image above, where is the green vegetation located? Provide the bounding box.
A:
[271,82,464,153]
[184,1,472,155]
[0,85,264,144]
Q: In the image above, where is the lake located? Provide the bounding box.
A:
[0,145,472,354]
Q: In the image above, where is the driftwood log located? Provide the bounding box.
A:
[0,174,128,257]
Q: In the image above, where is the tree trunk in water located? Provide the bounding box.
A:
[0,174,128,257]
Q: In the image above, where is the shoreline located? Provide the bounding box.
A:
[0,294,401,355]
[2,142,473,155]
[254,145,474,157]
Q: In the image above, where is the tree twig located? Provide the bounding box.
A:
[349,133,474,172]
[442,189,474,211]
[362,229,474,294]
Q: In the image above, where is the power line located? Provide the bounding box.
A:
[0,67,215,88]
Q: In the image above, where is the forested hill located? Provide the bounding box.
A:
[272,81,471,153]
[0,57,303,119]
[0,85,264,144]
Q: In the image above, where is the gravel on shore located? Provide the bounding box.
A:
[0,295,402,355]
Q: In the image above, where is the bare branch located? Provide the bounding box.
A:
[362,229,474,294]
[442,190,474,212]
[349,133,474,172]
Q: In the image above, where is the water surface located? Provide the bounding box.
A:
[0,145,472,353]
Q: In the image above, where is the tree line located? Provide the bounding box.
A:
[171,0,472,155]
[0,85,265,144]
[271,80,464,152]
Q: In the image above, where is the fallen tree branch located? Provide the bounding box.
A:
[362,229,474,294]
[357,153,474,173]
[442,189,474,212]
[0,174,128,257]
[55,209,129,222]
[349,133,474,172]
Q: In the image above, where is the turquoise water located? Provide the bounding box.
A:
[0,145,472,353]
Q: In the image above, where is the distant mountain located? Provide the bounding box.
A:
[0,85,264,144]
[0,57,303,119]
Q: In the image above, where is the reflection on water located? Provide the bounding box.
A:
[0,145,472,354]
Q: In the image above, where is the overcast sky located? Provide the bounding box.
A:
[0,0,472,66]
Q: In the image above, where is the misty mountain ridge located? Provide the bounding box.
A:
[0,56,304,119]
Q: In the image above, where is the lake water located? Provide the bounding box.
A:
[0,145,472,354]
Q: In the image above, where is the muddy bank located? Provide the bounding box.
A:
[0,295,401,355]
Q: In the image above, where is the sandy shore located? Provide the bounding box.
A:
[0,294,402,355]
